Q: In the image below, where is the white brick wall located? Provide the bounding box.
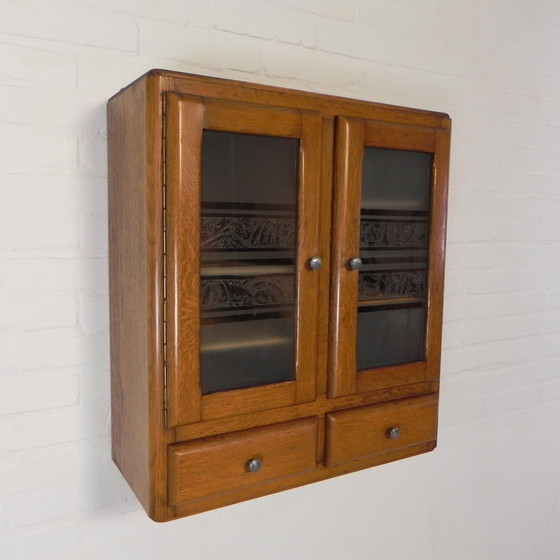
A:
[1,1,560,558]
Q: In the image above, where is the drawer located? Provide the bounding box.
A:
[325,395,438,467]
[168,418,318,505]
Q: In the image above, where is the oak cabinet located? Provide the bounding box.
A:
[108,69,450,521]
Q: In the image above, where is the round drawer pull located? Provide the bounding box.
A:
[348,257,362,270]
[386,427,401,440]
[246,458,263,473]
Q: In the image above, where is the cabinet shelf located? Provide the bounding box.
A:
[202,335,292,353]
[201,308,294,324]
[201,265,294,276]
[361,207,429,216]
[202,201,296,212]
[358,297,425,308]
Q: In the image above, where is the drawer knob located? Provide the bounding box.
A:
[246,458,263,473]
[348,257,362,270]
[386,427,401,440]
[308,256,323,271]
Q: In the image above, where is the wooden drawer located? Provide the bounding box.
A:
[325,395,438,467]
[168,418,318,505]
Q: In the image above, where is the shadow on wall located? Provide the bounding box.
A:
[76,101,139,516]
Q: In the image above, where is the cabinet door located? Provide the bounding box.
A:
[165,93,324,426]
[329,117,449,397]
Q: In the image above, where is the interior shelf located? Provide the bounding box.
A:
[358,297,425,308]
[201,335,293,353]
[201,265,294,276]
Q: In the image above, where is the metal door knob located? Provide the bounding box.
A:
[246,458,263,473]
[348,257,362,270]
[308,256,323,270]
[386,427,401,440]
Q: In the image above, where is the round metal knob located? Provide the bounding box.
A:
[386,427,401,440]
[308,256,323,271]
[246,458,263,473]
[348,257,362,270]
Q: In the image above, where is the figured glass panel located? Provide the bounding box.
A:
[357,148,433,371]
[200,131,299,394]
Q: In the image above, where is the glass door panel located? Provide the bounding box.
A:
[357,148,433,371]
[200,131,299,394]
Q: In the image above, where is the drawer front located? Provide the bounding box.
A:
[168,418,318,505]
[325,395,438,467]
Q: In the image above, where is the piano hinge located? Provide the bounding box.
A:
[162,93,168,428]
[163,361,168,427]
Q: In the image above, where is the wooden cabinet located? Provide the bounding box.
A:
[108,69,450,521]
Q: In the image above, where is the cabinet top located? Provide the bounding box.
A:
[109,69,451,130]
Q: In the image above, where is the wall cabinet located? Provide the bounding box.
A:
[108,69,450,521]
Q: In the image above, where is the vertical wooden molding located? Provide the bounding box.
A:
[328,116,364,398]
[166,93,204,426]
[295,111,323,404]
[425,124,451,381]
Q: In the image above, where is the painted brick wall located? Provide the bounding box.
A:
[1,1,560,558]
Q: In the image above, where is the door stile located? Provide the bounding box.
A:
[165,93,204,427]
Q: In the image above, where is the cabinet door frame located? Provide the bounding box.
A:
[329,116,450,398]
[165,93,324,427]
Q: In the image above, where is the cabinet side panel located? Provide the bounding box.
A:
[108,80,152,511]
